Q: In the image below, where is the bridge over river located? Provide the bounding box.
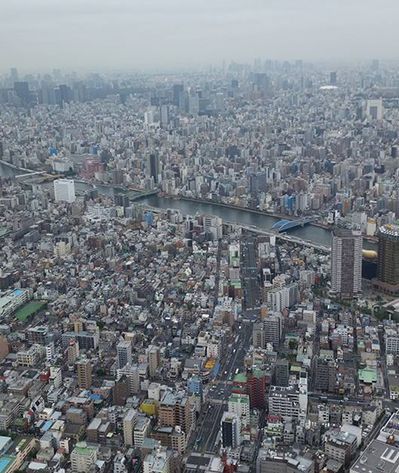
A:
[272,216,319,232]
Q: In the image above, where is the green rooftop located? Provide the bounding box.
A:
[234,373,247,383]
[229,393,249,404]
[358,367,377,384]
[15,301,47,322]
[74,442,96,456]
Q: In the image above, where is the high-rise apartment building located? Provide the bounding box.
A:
[76,359,92,389]
[117,364,140,394]
[54,179,76,203]
[117,340,132,369]
[376,224,399,294]
[123,409,136,447]
[148,345,160,378]
[228,393,250,428]
[331,227,362,298]
[268,385,300,419]
[253,313,282,349]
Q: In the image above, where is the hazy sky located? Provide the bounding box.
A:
[1,0,398,72]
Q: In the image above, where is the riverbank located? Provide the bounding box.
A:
[164,194,378,243]
[0,160,36,174]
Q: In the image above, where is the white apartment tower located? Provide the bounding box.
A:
[54,179,76,203]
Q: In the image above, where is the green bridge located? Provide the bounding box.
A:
[128,189,159,202]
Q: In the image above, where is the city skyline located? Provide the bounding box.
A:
[1,0,399,72]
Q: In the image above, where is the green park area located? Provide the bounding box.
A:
[15,301,47,322]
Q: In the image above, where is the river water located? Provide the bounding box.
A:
[1,161,375,249]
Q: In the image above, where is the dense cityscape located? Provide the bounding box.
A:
[0,57,399,473]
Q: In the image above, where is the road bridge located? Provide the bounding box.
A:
[128,189,159,201]
[234,223,330,253]
[272,216,319,232]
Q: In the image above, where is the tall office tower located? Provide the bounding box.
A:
[54,179,76,203]
[160,104,169,128]
[371,59,380,71]
[117,340,132,369]
[148,345,160,378]
[274,359,289,387]
[148,153,160,184]
[253,322,265,349]
[123,409,136,447]
[366,98,384,120]
[10,67,18,83]
[377,224,399,294]
[331,227,362,299]
[253,72,270,96]
[221,412,241,449]
[76,359,92,389]
[14,81,30,105]
[188,93,199,115]
[330,71,337,86]
[264,313,282,347]
[172,83,184,106]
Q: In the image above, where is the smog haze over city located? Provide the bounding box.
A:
[1,0,399,71]
[1,2,399,473]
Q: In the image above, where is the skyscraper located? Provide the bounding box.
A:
[172,84,184,107]
[14,81,30,105]
[160,104,169,128]
[148,153,160,184]
[331,227,362,299]
[376,224,399,294]
[10,67,18,83]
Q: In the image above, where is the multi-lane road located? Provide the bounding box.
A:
[241,235,261,312]
[189,321,253,454]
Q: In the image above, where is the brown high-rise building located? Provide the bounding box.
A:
[0,336,9,361]
[67,339,79,365]
[331,227,362,299]
[76,359,92,389]
[158,392,194,435]
[377,224,399,294]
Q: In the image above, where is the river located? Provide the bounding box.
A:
[0,161,375,249]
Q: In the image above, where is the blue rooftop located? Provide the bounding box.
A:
[0,456,14,473]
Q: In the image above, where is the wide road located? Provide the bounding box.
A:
[190,321,253,454]
[241,235,261,311]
